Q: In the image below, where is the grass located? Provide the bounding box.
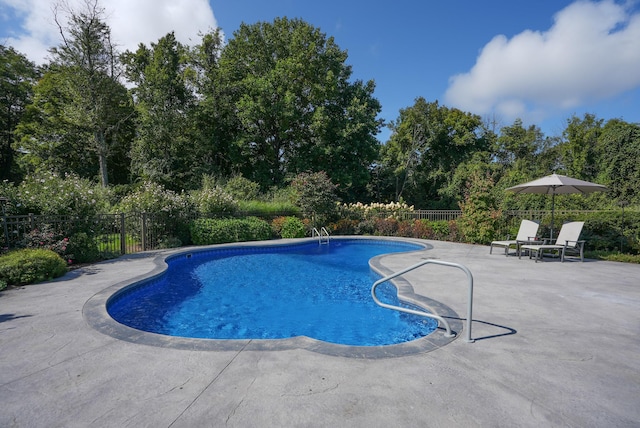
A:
[96,234,140,253]
[237,200,299,216]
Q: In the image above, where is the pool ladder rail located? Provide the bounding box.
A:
[371,259,475,343]
[312,227,330,245]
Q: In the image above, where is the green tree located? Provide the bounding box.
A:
[217,18,382,193]
[16,67,133,184]
[190,29,239,182]
[0,45,39,182]
[596,119,640,205]
[457,170,502,244]
[380,98,488,208]
[45,0,134,187]
[122,32,196,190]
[559,113,603,180]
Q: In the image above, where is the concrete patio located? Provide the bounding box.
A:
[1,239,639,427]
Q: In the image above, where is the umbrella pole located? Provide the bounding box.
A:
[550,191,555,241]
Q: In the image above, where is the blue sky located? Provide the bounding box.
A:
[2,0,639,142]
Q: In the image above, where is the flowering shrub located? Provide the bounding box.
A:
[20,225,73,263]
[117,182,192,217]
[190,186,238,216]
[337,201,414,221]
[13,172,108,217]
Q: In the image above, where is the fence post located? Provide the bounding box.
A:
[141,212,147,251]
[120,213,126,255]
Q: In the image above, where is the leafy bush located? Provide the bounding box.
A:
[279,217,306,238]
[190,217,272,245]
[457,172,502,244]
[223,175,260,200]
[329,218,360,235]
[67,232,101,263]
[0,248,67,286]
[431,220,451,240]
[290,171,338,225]
[270,216,286,237]
[374,218,399,236]
[191,186,238,216]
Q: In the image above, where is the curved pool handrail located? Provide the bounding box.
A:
[371,259,474,343]
[312,227,330,244]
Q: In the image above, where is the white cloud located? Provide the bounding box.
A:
[444,0,640,124]
[0,0,218,64]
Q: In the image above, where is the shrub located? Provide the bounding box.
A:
[457,172,502,244]
[117,182,192,216]
[223,175,260,201]
[67,232,101,264]
[337,201,414,221]
[329,219,360,235]
[117,182,193,246]
[290,171,338,226]
[280,217,306,238]
[190,217,272,245]
[13,172,109,217]
[431,220,451,240]
[374,218,399,236]
[0,248,67,286]
[270,216,287,237]
[20,225,72,262]
[191,186,238,216]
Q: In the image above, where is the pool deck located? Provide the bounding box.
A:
[1,238,639,427]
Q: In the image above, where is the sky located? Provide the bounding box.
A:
[1,0,640,142]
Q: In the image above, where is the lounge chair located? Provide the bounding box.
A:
[490,219,540,256]
[519,221,585,262]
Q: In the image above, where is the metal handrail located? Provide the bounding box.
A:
[312,227,330,244]
[371,259,474,343]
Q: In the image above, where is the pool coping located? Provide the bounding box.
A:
[83,236,462,359]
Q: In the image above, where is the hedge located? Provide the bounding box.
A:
[190,217,273,245]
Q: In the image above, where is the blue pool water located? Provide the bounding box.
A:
[107,239,438,346]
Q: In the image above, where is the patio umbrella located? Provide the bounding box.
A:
[506,173,608,239]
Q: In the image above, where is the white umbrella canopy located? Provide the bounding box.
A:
[506,173,608,239]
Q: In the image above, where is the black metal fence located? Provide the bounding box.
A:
[0,212,187,257]
[1,209,634,258]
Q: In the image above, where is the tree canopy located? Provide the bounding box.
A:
[1,5,639,211]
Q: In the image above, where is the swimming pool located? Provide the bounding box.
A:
[83,237,461,357]
[107,239,438,346]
